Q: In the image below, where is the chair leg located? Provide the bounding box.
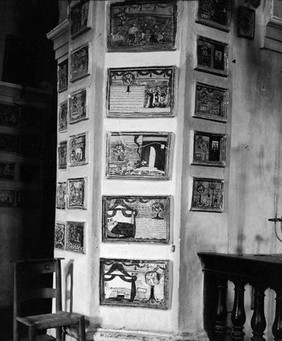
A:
[28,326,36,341]
[62,326,66,341]
[79,316,86,341]
[13,319,19,341]
[56,327,63,341]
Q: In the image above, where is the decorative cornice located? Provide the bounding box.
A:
[46,19,69,42]
[0,81,52,96]
[263,15,282,54]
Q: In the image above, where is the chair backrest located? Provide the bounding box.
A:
[13,258,64,317]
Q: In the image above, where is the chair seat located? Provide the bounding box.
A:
[16,311,83,330]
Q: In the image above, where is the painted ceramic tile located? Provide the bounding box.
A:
[69,89,87,123]
[106,132,172,180]
[0,162,16,180]
[69,133,88,167]
[196,37,228,77]
[197,0,231,31]
[54,222,66,249]
[108,1,177,51]
[18,135,42,156]
[69,0,90,38]
[100,258,169,309]
[56,182,66,209]
[102,196,170,243]
[59,101,68,131]
[66,221,85,253]
[19,164,40,183]
[70,45,89,81]
[0,133,17,153]
[0,188,17,207]
[191,178,224,212]
[237,6,255,40]
[0,102,20,127]
[67,177,87,209]
[58,141,67,170]
[58,59,68,92]
[193,132,226,167]
[107,66,175,117]
[194,83,229,122]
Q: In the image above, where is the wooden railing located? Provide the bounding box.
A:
[198,253,282,341]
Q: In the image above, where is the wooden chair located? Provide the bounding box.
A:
[12,258,86,341]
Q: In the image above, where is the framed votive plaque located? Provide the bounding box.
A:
[0,188,17,207]
[69,89,87,124]
[197,0,231,32]
[0,162,15,180]
[56,182,66,210]
[194,83,229,122]
[100,258,169,309]
[54,222,65,250]
[193,132,226,167]
[0,133,17,153]
[0,102,20,127]
[59,101,67,132]
[69,132,88,167]
[108,1,177,52]
[106,132,172,180]
[70,45,89,82]
[107,66,175,117]
[102,196,170,243]
[196,37,228,77]
[66,221,85,253]
[69,0,91,39]
[57,59,68,92]
[191,178,224,212]
[237,6,255,40]
[58,141,67,170]
[67,177,87,209]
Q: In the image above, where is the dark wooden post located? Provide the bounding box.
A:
[273,291,282,341]
[250,286,266,341]
[215,278,228,341]
[231,280,246,341]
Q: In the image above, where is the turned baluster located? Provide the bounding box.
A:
[273,291,282,341]
[215,278,227,341]
[231,280,246,341]
[250,286,266,341]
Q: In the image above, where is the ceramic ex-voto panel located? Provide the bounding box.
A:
[100,258,169,309]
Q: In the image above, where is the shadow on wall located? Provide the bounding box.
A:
[64,260,97,340]
[65,260,74,313]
